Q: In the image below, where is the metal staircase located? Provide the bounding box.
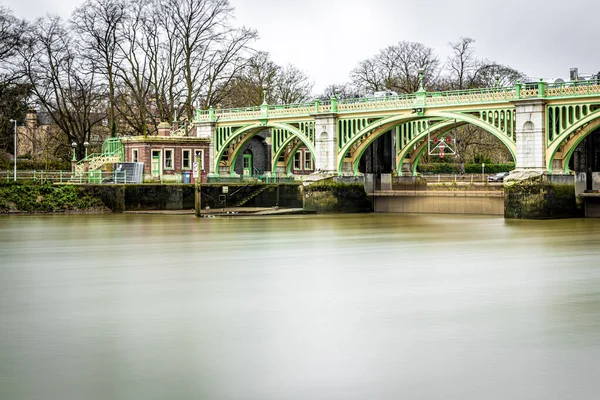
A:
[74,138,124,175]
[235,186,270,206]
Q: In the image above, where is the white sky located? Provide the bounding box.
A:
[5,0,600,94]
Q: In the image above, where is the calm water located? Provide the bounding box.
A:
[0,213,599,400]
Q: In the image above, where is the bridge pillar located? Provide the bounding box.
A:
[196,122,216,175]
[314,114,338,173]
[513,99,547,172]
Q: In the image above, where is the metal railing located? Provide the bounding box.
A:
[195,79,600,122]
[206,173,298,184]
[418,173,498,183]
[1,170,129,184]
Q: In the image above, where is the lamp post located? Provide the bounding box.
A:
[482,163,485,181]
[9,119,16,181]
[262,86,268,105]
[84,141,89,159]
[71,142,77,175]
[417,68,425,91]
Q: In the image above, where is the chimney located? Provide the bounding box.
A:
[570,68,579,81]
[157,122,171,137]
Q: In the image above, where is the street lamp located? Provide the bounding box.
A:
[72,142,77,161]
[8,119,16,181]
[417,68,425,91]
[84,141,89,159]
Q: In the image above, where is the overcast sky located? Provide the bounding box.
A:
[5,0,600,93]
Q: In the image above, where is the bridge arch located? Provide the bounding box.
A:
[400,121,469,176]
[214,122,316,176]
[546,110,600,173]
[270,135,315,175]
[338,111,517,175]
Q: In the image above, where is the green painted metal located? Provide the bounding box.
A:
[546,105,600,173]
[75,137,124,174]
[194,79,600,176]
[102,137,124,160]
[337,117,382,150]
[285,141,306,176]
[561,131,596,174]
[242,153,252,176]
[409,125,467,176]
[219,122,317,177]
[340,110,517,175]
[196,80,600,124]
[546,103,600,146]
[397,120,465,176]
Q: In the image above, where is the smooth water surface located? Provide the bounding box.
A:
[1,214,599,400]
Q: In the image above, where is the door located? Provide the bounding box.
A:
[151,150,161,178]
[243,153,252,176]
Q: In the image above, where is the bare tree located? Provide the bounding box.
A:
[317,83,360,100]
[444,38,522,170]
[72,0,127,137]
[112,0,162,136]
[216,51,279,107]
[351,41,439,94]
[216,52,312,107]
[274,64,313,104]
[0,7,29,154]
[157,0,257,120]
[20,16,105,159]
[447,37,477,90]
[446,37,525,90]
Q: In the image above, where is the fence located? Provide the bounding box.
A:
[419,173,498,183]
[1,170,130,184]
[206,173,298,184]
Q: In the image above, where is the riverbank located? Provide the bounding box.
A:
[0,182,370,215]
[123,207,315,217]
[0,182,109,214]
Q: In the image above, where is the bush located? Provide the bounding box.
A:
[464,163,515,174]
[0,182,107,213]
[417,162,515,174]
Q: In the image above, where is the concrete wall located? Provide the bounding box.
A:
[582,196,600,217]
[575,172,600,194]
[77,184,302,212]
[303,183,372,213]
[504,176,581,219]
[374,193,504,215]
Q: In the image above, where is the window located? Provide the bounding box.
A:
[131,148,138,163]
[294,151,301,170]
[194,149,204,170]
[182,149,191,170]
[164,149,173,169]
[304,151,312,170]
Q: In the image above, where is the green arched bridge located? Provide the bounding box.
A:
[192,79,600,177]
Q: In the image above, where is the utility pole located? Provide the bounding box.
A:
[9,119,17,181]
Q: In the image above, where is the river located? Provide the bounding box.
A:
[1,214,599,400]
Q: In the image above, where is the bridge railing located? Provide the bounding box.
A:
[545,79,600,97]
[194,79,600,122]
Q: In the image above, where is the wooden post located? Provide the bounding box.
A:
[194,153,202,217]
[195,180,201,217]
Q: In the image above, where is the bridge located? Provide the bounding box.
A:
[192,77,600,177]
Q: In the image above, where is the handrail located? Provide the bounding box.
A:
[194,79,600,122]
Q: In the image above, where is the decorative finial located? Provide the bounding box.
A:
[262,86,268,105]
[418,68,425,92]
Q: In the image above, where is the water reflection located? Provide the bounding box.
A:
[1,214,599,399]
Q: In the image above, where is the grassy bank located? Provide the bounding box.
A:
[0,182,108,214]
